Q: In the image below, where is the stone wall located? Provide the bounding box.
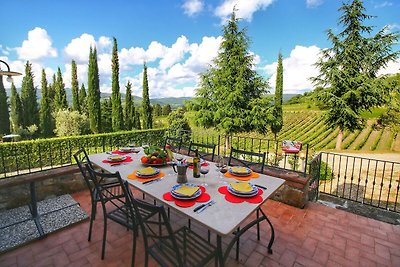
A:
[0,167,86,211]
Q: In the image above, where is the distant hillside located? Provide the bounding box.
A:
[4,88,297,108]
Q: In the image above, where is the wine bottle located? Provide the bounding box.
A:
[193,149,200,178]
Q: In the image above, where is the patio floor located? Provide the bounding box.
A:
[0,189,399,267]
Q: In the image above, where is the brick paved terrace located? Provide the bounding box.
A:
[1,189,399,267]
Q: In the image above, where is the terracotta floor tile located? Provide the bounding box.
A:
[0,190,398,267]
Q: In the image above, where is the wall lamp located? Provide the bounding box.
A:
[0,60,22,83]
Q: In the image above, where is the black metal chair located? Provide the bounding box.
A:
[164,136,183,152]
[188,142,216,162]
[85,164,141,261]
[73,147,121,242]
[228,146,266,173]
[124,192,218,267]
[227,147,273,259]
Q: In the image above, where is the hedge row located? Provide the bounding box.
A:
[0,129,167,178]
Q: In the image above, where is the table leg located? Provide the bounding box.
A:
[217,235,224,267]
[29,182,44,236]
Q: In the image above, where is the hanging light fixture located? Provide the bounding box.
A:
[0,60,22,83]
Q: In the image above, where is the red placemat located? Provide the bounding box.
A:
[223,171,259,181]
[127,171,165,182]
[163,186,211,207]
[111,150,131,155]
[188,162,209,169]
[218,186,263,204]
[102,156,133,164]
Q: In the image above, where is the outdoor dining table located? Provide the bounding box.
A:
[89,149,285,266]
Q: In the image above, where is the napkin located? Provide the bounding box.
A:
[174,185,199,197]
[229,182,253,193]
[138,167,156,175]
[231,167,249,174]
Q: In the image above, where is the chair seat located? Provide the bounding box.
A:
[149,226,216,267]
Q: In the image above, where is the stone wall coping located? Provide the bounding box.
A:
[0,165,79,189]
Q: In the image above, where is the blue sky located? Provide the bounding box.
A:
[1,0,399,98]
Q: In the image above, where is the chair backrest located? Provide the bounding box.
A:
[73,148,95,196]
[228,147,266,173]
[164,136,182,152]
[188,142,216,162]
[127,194,184,266]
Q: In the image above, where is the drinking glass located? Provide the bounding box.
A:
[215,156,227,184]
[200,166,209,187]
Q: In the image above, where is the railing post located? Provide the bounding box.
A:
[304,144,309,175]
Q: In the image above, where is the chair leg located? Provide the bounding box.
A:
[235,227,240,261]
[131,229,136,267]
[258,208,275,254]
[257,208,260,240]
[88,207,95,241]
[101,214,107,260]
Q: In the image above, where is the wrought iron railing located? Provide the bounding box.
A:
[309,152,400,213]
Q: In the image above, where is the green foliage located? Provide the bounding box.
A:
[71,60,80,112]
[162,104,172,116]
[142,63,152,129]
[193,9,270,135]
[134,110,141,130]
[319,161,334,181]
[54,67,68,111]
[154,103,162,117]
[88,46,101,133]
[101,98,112,133]
[54,109,89,137]
[0,75,10,135]
[378,73,400,130]
[0,128,167,178]
[10,83,23,133]
[312,0,399,139]
[39,69,54,137]
[167,108,191,137]
[20,61,39,129]
[111,37,124,131]
[124,81,135,130]
[271,52,283,139]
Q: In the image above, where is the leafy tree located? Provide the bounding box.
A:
[0,74,10,134]
[111,37,124,131]
[87,46,101,133]
[54,109,89,137]
[378,73,400,130]
[142,63,152,129]
[20,61,39,128]
[10,83,23,133]
[79,83,87,115]
[54,67,68,111]
[162,104,172,116]
[101,98,112,133]
[39,69,53,137]
[312,0,399,149]
[193,9,269,136]
[49,74,56,102]
[71,60,80,112]
[124,81,134,130]
[271,52,284,140]
[167,108,191,140]
[154,103,162,116]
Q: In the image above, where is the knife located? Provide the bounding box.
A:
[142,178,162,185]
[255,184,267,190]
[193,201,210,212]
[196,200,216,213]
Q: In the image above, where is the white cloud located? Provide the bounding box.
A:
[15,27,57,61]
[378,58,400,76]
[306,0,323,8]
[264,45,321,94]
[374,1,393,8]
[215,0,274,22]
[159,36,190,70]
[182,0,204,16]
[64,34,112,63]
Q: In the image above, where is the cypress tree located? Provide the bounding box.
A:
[87,46,101,133]
[39,69,53,137]
[134,110,141,130]
[79,83,87,115]
[162,104,172,116]
[124,81,134,130]
[101,98,112,133]
[111,37,124,131]
[49,74,56,101]
[10,83,23,133]
[54,67,68,111]
[71,60,80,112]
[271,52,283,140]
[142,63,152,129]
[0,74,10,134]
[20,61,39,128]
[154,104,162,117]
